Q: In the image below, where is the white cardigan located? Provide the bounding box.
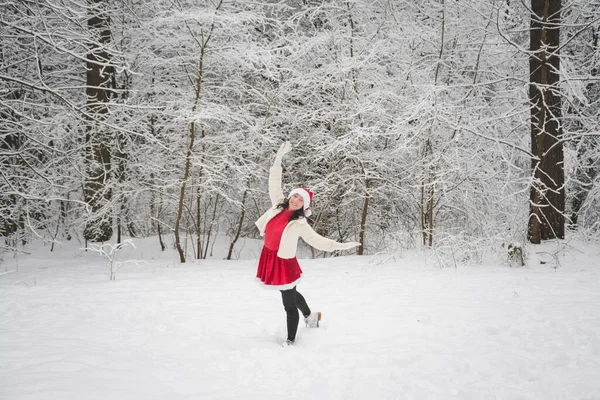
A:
[255,166,339,259]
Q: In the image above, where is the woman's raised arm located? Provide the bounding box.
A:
[268,142,292,207]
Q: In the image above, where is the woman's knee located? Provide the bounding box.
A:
[283,303,297,313]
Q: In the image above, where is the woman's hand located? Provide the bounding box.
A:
[274,141,292,166]
[331,241,361,251]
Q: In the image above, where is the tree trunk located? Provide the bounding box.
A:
[528,0,565,243]
[83,0,114,242]
[420,0,445,248]
[149,186,166,252]
[195,162,206,260]
[427,182,434,247]
[202,194,220,259]
[420,138,435,247]
[358,179,370,255]
[196,186,202,260]
[173,118,196,263]
[227,188,249,260]
[174,13,219,263]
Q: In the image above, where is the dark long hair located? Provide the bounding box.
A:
[277,198,306,222]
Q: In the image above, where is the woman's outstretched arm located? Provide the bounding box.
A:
[299,224,361,253]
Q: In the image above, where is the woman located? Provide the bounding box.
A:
[255,142,361,346]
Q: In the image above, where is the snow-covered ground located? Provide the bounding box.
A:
[1,236,599,399]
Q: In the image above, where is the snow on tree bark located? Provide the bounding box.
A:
[528,0,565,243]
[83,0,115,243]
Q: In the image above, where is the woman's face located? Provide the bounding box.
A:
[288,193,304,211]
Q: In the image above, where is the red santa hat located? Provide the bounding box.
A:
[288,188,313,217]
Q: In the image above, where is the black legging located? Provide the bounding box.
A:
[280,286,311,342]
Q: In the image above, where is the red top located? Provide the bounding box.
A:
[264,209,294,251]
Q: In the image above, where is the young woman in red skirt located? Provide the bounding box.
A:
[255,142,361,346]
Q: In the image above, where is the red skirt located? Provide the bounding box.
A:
[256,246,303,289]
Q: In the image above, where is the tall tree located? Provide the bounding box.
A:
[528,0,565,243]
[83,0,115,242]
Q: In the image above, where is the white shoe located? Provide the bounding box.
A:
[304,311,321,328]
[282,339,295,347]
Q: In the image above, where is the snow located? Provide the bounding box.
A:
[1,237,599,399]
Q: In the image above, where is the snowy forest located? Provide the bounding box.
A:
[2,2,600,398]
[1,0,599,263]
